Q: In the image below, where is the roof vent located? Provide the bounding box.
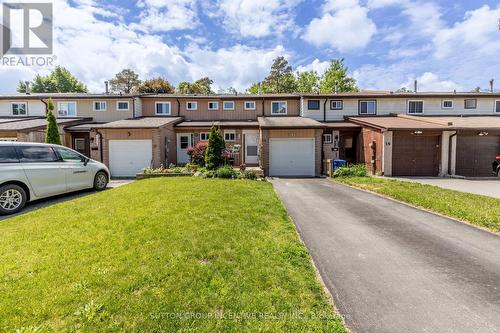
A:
[414,80,417,93]
[490,79,494,93]
[24,81,30,95]
[104,81,109,94]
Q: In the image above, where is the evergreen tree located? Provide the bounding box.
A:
[45,99,61,145]
[205,126,226,170]
[319,59,358,93]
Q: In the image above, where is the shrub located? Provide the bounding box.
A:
[333,164,368,178]
[216,166,238,179]
[205,126,226,170]
[187,142,208,166]
[45,104,61,145]
[242,170,257,180]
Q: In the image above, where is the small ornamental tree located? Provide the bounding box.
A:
[45,98,61,145]
[205,126,225,170]
[187,141,208,166]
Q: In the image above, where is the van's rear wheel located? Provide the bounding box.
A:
[94,171,108,191]
[0,184,27,215]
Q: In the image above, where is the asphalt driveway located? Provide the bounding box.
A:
[272,178,500,333]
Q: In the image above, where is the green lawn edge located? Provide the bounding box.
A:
[0,178,347,332]
[333,177,500,233]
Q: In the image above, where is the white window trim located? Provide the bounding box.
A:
[330,100,343,110]
[57,101,78,117]
[208,101,219,111]
[495,100,500,113]
[199,132,210,141]
[441,100,453,109]
[224,130,236,142]
[271,100,288,115]
[244,101,256,110]
[323,134,333,144]
[223,101,235,110]
[358,100,377,115]
[186,101,198,111]
[407,100,424,115]
[11,102,28,116]
[93,101,107,112]
[155,101,171,115]
[116,100,130,111]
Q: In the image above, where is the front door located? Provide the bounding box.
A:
[244,132,259,164]
[72,133,90,157]
[177,133,192,164]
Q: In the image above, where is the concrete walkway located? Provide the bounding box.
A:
[392,177,500,199]
[272,178,500,333]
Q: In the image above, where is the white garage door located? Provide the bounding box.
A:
[269,138,315,177]
[109,140,153,177]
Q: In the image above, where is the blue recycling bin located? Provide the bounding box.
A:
[332,159,346,171]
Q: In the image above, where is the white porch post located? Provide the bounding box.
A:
[383,131,393,176]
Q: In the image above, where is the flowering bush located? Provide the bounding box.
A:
[187,141,208,166]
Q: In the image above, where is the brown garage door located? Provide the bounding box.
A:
[456,135,500,177]
[392,135,440,176]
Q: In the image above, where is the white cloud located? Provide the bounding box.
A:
[401,1,443,37]
[367,0,405,9]
[214,0,300,38]
[296,59,330,75]
[302,0,376,52]
[402,72,462,91]
[133,0,198,32]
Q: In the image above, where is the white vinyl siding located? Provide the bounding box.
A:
[223,101,235,110]
[208,101,219,110]
[407,100,424,114]
[117,101,130,111]
[244,101,256,110]
[93,101,106,112]
[155,102,171,115]
[271,101,287,115]
[57,102,77,117]
[359,100,377,115]
[12,102,27,116]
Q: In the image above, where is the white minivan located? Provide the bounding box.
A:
[0,142,110,215]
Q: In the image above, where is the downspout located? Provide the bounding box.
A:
[132,97,136,118]
[176,98,181,117]
[40,99,48,115]
[96,129,104,163]
[448,131,457,175]
[323,99,328,122]
[261,98,265,117]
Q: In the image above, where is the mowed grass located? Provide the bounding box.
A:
[0,178,346,332]
[334,177,500,232]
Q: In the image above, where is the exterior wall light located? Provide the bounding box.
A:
[412,130,423,135]
[478,131,489,136]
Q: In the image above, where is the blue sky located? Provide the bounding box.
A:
[1,0,499,93]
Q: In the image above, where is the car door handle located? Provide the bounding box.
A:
[73,170,88,174]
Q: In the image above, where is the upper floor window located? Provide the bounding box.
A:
[223,101,235,110]
[57,102,77,117]
[208,101,219,110]
[117,101,130,111]
[359,100,376,115]
[442,100,453,109]
[495,100,500,113]
[186,101,197,110]
[12,102,27,116]
[330,100,343,110]
[464,99,477,109]
[244,101,256,110]
[271,101,287,115]
[200,132,210,141]
[224,130,236,142]
[93,101,107,112]
[156,102,171,115]
[308,100,320,110]
[408,100,424,114]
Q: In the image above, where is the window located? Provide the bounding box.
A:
[0,146,19,163]
[93,101,107,112]
[465,99,477,109]
[223,101,235,110]
[224,131,236,142]
[496,101,500,113]
[244,101,256,110]
[200,132,210,141]
[323,134,332,144]
[186,101,197,110]
[408,100,424,114]
[155,102,171,115]
[117,101,130,111]
[308,100,320,110]
[15,146,58,163]
[208,101,219,110]
[330,100,343,110]
[271,101,287,115]
[12,103,27,116]
[55,147,84,162]
[359,100,377,115]
[442,100,453,109]
[57,102,77,117]
[180,136,189,149]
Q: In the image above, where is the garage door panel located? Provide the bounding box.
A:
[456,135,500,177]
[392,135,440,176]
[109,140,153,177]
[269,139,315,177]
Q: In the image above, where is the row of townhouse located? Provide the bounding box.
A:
[0,91,499,178]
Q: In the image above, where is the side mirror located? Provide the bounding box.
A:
[83,158,89,166]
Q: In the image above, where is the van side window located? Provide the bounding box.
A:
[0,146,19,163]
[15,146,58,163]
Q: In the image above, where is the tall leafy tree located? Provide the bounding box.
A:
[205,126,225,170]
[109,69,141,94]
[261,56,297,93]
[296,71,320,93]
[319,59,358,93]
[138,77,175,94]
[17,66,87,93]
[176,77,214,94]
[45,99,61,145]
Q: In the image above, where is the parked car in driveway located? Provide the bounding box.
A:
[0,142,110,215]
[493,155,500,177]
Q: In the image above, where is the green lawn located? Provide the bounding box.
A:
[334,177,500,232]
[0,178,346,332]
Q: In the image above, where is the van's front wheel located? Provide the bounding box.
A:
[0,184,27,215]
[94,172,108,191]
